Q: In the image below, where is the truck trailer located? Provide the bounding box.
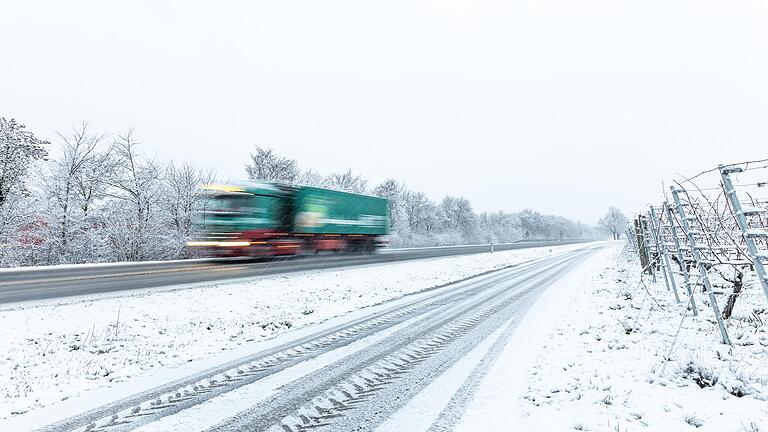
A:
[187,182,390,256]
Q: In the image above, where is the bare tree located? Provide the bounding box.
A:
[403,191,433,233]
[296,169,324,187]
[103,130,166,261]
[38,123,108,262]
[373,179,405,231]
[323,169,368,193]
[598,206,629,240]
[74,142,113,218]
[439,196,477,242]
[163,161,216,257]
[245,147,299,183]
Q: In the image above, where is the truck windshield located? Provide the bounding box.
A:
[208,194,253,215]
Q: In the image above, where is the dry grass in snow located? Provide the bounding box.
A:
[519,246,768,431]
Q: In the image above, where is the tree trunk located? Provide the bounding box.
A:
[722,270,744,319]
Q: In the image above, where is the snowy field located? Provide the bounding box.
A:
[459,244,768,432]
[0,243,589,421]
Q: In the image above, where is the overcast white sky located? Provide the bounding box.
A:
[2,0,766,224]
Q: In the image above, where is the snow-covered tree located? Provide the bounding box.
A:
[323,169,368,193]
[438,196,477,243]
[245,146,299,184]
[373,179,405,231]
[0,118,49,266]
[477,211,524,243]
[296,169,324,187]
[37,123,110,263]
[439,197,473,229]
[517,209,546,238]
[598,206,629,240]
[403,191,434,233]
[0,118,603,266]
[102,130,167,261]
[162,162,216,257]
[0,117,48,210]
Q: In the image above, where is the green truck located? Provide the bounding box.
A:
[188,182,389,256]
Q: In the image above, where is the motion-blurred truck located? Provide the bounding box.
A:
[187,183,390,256]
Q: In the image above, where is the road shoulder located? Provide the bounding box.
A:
[457,243,768,432]
[455,244,619,431]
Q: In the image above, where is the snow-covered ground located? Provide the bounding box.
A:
[0,243,588,422]
[459,243,768,432]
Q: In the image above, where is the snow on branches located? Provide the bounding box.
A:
[0,124,602,267]
[0,117,49,206]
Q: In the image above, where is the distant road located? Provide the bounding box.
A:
[0,240,589,304]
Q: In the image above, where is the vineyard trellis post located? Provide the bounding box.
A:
[720,165,768,303]
[671,185,731,345]
[646,209,668,290]
[626,227,639,252]
[643,214,657,282]
[634,216,651,275]
[640,215,659,283]
[663,201,699,316]
[650,205,680,304]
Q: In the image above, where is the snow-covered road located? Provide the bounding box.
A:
[1,243,594,423]
[0,241,584,304]
[13,242,761,432]
[3,243,607,431]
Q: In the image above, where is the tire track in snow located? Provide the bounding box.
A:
[204,250,594,432]
[37,252,572,432]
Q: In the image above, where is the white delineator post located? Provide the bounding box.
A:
[664,201,699,316]
[649,206,680,303]
[671,185,731,345]
[719,165,768,303]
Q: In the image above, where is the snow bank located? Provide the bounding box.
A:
[459,244,768,432]
[0,243,588,421]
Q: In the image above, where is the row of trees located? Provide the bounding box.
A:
[0,117,613,268]
[0,119,214,267]
[244,147,607,247]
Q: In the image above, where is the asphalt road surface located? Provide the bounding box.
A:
[0,240,587,304]
[36,243,603,432]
